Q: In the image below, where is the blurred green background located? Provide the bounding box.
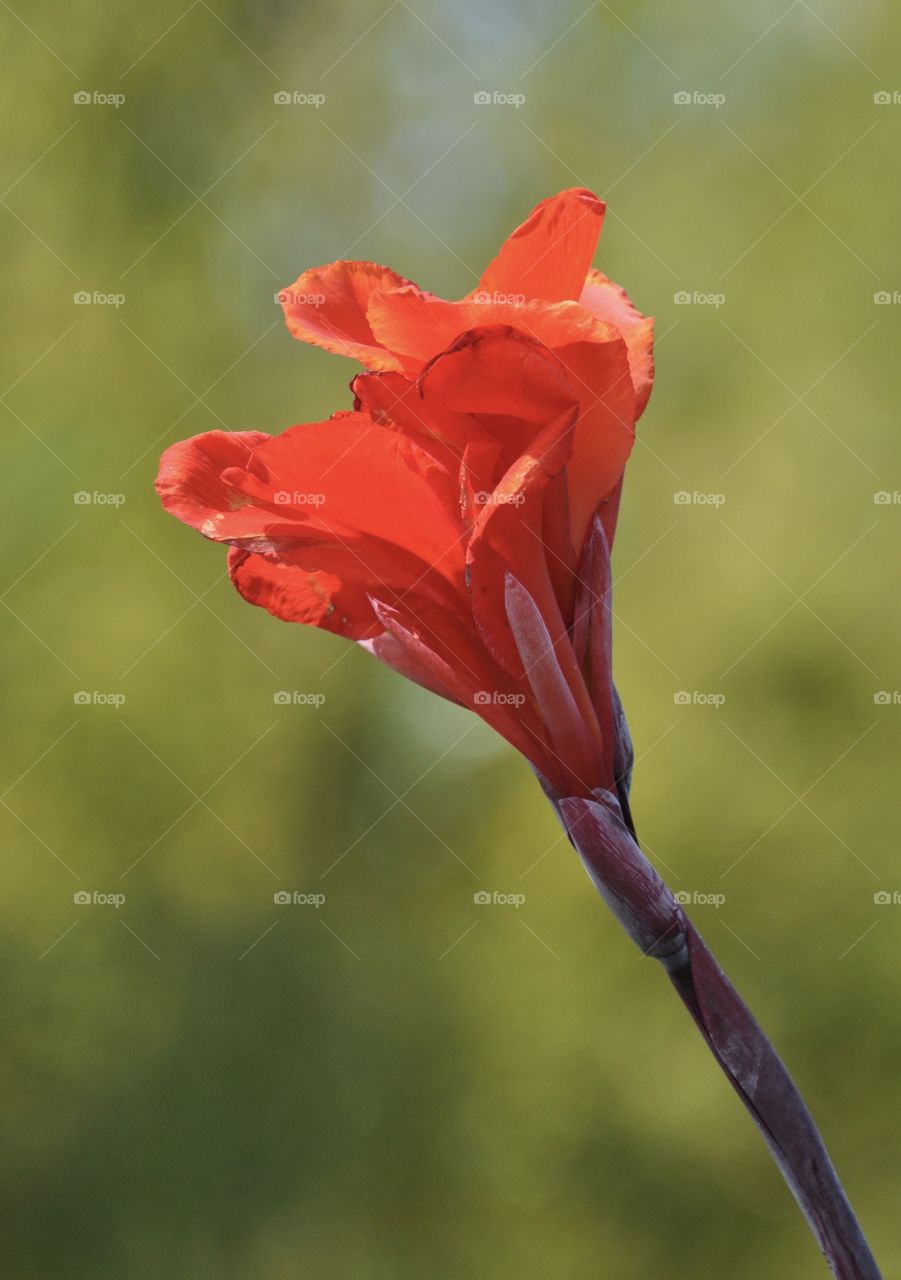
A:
[2,1,899,1276]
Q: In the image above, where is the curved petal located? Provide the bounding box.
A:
[280,260,417,370]
[465,404,576,676]
[351,369,473,456]
[541,466,577,623]
[228,543,461,643]
[356,320,635,557]
[580,268,654,417]
[551,337,636,550]
[416,325,578,500]
[156,430,275,542]
[464,400,606,787]
[228,546,370,636]
[355,325,586,502]
[410,321,635,553]
[158,414,467,595]
[367,290,617,375]
[473,187,606,304]
[417,325,574,422]
[234,412,464,578]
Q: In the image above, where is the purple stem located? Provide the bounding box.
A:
[556,793,882,1280]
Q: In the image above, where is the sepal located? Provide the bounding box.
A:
[505,573,603,793]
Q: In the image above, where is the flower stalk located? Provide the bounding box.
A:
[555,792,882,1280]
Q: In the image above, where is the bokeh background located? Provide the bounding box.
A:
[2,1,899,1276]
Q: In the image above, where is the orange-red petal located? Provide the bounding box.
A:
[580,268,654,417]
[473,187,606,304]
[227,543,458,642]
[465,404,577,676]
[351,369,474,456]
[228,546,362,635]
[367,291,614,375]
[416,325,578,498]
[156,430,274,543]
[551,337,636,550]
[158,414,467,596]
[280,260,417,371]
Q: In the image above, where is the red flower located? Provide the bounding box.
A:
[156,188,654,798]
